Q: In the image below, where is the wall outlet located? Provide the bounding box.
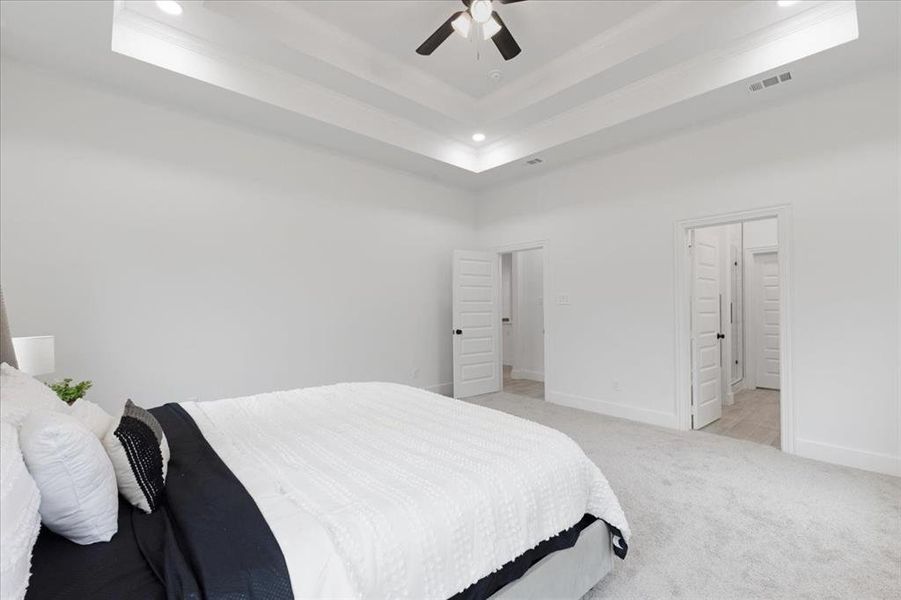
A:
[557,294,571,305]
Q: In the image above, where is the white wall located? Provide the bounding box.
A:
[476,71,900,475]
[0,61,477,412]
[744,218,778,249]
[511,249,544,381]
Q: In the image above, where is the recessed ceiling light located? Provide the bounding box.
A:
[777,1,799,7]
[156,1,183,16]
[472,133,486,143]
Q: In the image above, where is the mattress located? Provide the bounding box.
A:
[182,382,629,598]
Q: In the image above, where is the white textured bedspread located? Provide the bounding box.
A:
[181,383,629,599]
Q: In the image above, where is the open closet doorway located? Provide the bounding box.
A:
[679,214,788,450]
[500,248,545,400]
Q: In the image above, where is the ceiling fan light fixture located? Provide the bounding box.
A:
[482,16,502,40]
[470,0,494,24]
[452,12,472,38]
[472,132,486,143]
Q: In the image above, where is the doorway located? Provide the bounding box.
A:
[500,249,545,400]
[675,208,792,452]
[450,242,548,401]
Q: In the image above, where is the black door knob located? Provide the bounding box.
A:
[455,329,463,335]
[716,332,725,339]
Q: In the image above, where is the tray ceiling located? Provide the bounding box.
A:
[0,1,890,188]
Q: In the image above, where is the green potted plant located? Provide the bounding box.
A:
[48,378,93,406]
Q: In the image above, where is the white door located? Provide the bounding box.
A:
[452,250,501,398]
[754,252,781,390]
[691,228,723,429]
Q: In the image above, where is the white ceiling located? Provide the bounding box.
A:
[0,1,896,189]
[297,0,656,98]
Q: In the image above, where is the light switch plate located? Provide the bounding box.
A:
[557,294,571,305]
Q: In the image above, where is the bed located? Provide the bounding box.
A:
[1,293,629,599]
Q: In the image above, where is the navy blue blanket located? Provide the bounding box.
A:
[27,403,291,600]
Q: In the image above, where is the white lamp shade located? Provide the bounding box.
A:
[11,336,55,376]
[452,12,472,38]
[482,16,502,40]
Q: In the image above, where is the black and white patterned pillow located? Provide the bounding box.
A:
[102,400,170,513]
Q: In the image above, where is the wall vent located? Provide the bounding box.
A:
[749,71,792,93]
[525,157,544,166]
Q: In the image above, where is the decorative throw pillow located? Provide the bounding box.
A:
[70,399,113,439]
[18,410,118,545]
[102,400,169,513]
[0,363,68,428]
[0,422,42,600]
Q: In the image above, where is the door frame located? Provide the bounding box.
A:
[744,246,779,391]
[673,206,794,453]
[494,240,549,396]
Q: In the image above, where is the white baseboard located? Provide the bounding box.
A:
[425,382,454,397]
[795,438,901,477]
[724,390,735,406]
[510,369,544,382]
[547,390,678,429]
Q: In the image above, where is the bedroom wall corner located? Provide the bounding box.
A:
[473,68,901,475]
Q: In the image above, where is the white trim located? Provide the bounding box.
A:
[548,390,678,429]
[795,438,901,477]
[724,389,735,407]
[510,369,545,383]
[745,244,779,254]
[494,241,550,399]
[674,206,795,454]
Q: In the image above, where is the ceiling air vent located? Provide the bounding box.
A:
[749,71,792,93]
[525,157,544,166]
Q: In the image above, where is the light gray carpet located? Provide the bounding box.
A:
[466,392,901,600]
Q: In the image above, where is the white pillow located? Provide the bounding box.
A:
[19,410,118,545]
[0,422,42,600]
[103,400,170,514]
[0,363,68,428]
[70,399,113,439]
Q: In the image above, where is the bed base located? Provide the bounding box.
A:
[490,521,612,600]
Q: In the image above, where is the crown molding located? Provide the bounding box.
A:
[110,0,859,174]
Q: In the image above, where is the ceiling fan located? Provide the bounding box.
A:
[416,0,526,61]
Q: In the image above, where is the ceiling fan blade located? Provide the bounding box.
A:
[416,11,462,56]
[497,0,528,4]
[490,12,521,61]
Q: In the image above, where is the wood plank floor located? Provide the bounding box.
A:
[701,388,780,448]
[503,365,544,399]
